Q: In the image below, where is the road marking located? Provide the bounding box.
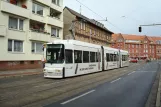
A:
[128,71,136,75]
[61,90,95,105]
[111,78,121,83]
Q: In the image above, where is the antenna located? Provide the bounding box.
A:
[80,5,82,14]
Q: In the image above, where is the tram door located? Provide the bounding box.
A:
[118,51,122,68]
[101,46,104,71]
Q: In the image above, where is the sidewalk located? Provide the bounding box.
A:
[0,68,43,78]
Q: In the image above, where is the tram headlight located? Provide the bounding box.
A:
[43,69,46,72]
[56,70,60,72]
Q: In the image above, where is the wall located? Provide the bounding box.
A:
[0,0,64,70]
[63,8,75,39]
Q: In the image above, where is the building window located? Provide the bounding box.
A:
[83,23,86,30]
[32,3,43,16]
[31,42,43,54]
[51,28,59,37]
[94,30,96,36]
[9,17,23,30]
[132,45,134,48]
[90,29,92,35]
[128,44,130,48]
[80,22,85,30]
[52,0,60,6]
[8,40,23,52]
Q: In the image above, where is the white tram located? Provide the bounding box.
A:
[43,40,129,78]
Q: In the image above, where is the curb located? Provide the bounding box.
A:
[156,73,161,107]
[0,71,43,78]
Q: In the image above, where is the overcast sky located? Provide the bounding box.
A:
[64,0,161,36]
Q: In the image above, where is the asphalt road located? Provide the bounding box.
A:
[45,62,160,107]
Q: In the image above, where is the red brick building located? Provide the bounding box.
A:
[111,33,161,60]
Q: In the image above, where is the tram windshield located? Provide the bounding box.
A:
[46,44,64,64]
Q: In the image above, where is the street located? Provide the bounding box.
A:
[46,61,160,107]
[0,62,160,107]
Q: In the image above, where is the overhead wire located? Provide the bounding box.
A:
[75,0,124,33]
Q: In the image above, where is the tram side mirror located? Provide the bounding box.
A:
[42,44,46,51]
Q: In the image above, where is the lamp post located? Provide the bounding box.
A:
[139,40,140,60]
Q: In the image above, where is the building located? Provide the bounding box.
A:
[0,0,63,70]
[63,7,113,46]
[111,33,161,60]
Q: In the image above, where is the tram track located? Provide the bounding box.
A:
[0,75,51,89]
[0,63,136,96]
[0,69,120,101]
[0,63,143,107]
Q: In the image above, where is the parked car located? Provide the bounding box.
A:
[129,59,138,63]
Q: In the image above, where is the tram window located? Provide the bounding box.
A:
[117,55,119,61]
[96,52,101,62]
[125,55,126,61]
[74,50,82,63]
[110,54,113,61]
[65,50,73,64]
[106,53,110,62]
[113,54,116,61]
[90,52,95,62]
[83,51,89,63]
[122,55,125,61]
[122,55,124,61]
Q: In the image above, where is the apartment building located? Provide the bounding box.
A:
[63,7,113,46]
[0,0,63,70]
[111,33,161,60]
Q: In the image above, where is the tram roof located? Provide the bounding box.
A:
[48,40,102,48]
[47,40,128,53]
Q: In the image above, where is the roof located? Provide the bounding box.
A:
[64,7,113,34]
[111,33,161,44]
[147,36,161,43]
[112,34,119,41]
[121,34,145,40]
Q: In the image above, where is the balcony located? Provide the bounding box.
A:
[48,16,63,28]
[34,0,50,6]
[31,14,46,23]
[28,30,51,42]
[29,20,51,41]
[0,25,7,37]
[50,3,63,12]
[1,0,29,18]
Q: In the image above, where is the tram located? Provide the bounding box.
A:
[43,40,129,78]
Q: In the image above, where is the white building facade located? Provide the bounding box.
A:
[0,0,63,70]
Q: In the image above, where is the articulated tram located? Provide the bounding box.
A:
[43,40,129,78]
